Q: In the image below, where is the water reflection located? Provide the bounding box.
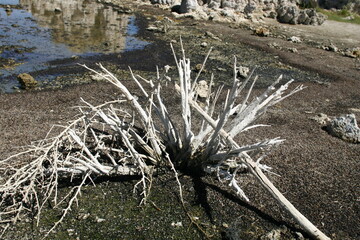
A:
[20,0,143,53]
[0,0,20,5]
[0,0,149,92]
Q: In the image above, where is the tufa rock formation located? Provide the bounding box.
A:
[277,5,327,25]
[17,73,37,89]
[180,0,199,13]
[155,0,328,25]
[327,114,360,143]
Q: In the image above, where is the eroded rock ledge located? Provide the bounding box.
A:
[150,0,327,25]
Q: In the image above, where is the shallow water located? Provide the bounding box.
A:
[0,0,19,4]
[0,0,149,92]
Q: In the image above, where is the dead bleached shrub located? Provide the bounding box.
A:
[0,41,330,240]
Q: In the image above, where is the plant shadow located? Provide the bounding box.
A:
[203,182,311,239]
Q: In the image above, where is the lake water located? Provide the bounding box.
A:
[0,0,149,92]
[0,0,20,4]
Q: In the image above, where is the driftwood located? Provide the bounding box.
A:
[0,42,330,240]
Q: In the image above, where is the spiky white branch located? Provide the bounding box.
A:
[0,42,330,240]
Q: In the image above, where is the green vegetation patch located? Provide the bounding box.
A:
[317,8,360,24]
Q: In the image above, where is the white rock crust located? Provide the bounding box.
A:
[327,114,360,143]
[152,0,327,25]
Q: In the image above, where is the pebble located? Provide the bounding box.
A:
[287,36,302,43]
[95,217,106,223]
[146,26,159,31]
[254,27,270,37]
[171,221,183,227]
[205,31,220,40]
[268,42,281,49]
[195,80,209,98]
[200,42,208,47]
[237,66,250,79]
[310,113,330,126]
[322,43,338,52]
[288,47,298,53]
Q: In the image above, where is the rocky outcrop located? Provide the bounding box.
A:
[277,5,327,25]
[160,0,327,25]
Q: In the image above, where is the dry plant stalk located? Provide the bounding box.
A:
[0,41,330,240]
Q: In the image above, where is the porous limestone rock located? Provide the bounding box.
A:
[170,0,327,25]
[327,114,360,143]
[277,5,300,24]
[244,1,257,14]
[180,0,199,13]
[277,5,326,25]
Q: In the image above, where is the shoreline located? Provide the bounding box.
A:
[0,1,359,239]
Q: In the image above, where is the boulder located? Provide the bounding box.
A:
[222,0,237,9]
[17,73,37,89]
[277,5,300,24]
[327,114,360,143]
[277,5,327,25]
[301,8,327,25]
[207,0,221,9]
[180,0,199,13]
[244,1,257,14]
